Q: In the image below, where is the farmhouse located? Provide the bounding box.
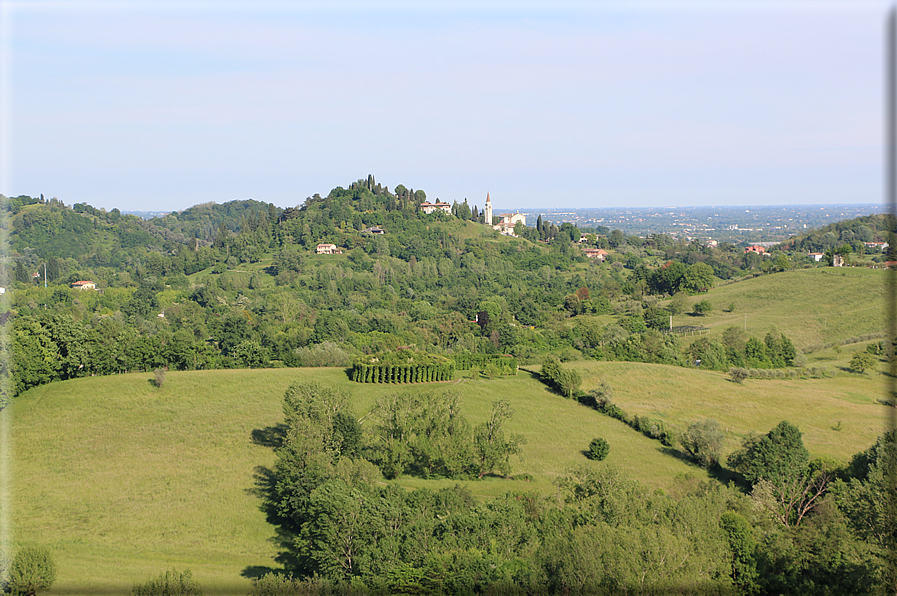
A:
[744,245,766,255]
[582,248,608,260]
[420,201,451,215]
[71,280,97,290]
[808,252,824,262]
[316,243,343,255]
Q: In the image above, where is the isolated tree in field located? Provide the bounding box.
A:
[474,400,525,478]
[728,367,749,384]
[681,419,725,468]
[3,546,57,596]
[692,299,713,316]
[849,350,877,374]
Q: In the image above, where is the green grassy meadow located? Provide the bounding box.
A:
[572,360,889,463]
[666,268,887,349]
[11,366,722,593]
[10,357,889,593]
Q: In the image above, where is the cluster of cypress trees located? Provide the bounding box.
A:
[351,352,454,384]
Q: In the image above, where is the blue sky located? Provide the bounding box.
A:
[0,1,887,212]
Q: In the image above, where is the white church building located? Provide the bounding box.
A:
[484,193,525,236]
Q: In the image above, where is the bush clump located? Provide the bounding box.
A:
[680,419,725,468]
[131,569,202,596]
[1,546,57,596]
[729,367,748,383]
[153,367,166,388]
[587,438,610,461]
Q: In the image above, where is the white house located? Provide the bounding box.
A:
[316,243,343,255]
[420,201,451,215]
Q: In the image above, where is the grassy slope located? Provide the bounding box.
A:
[572,361,888,463]
[666,267,886,349]
[10,367,709,594]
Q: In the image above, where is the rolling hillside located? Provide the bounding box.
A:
[9,354,888,592]
[665,267,886,350]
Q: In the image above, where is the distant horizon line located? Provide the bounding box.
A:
[118,201,887,215]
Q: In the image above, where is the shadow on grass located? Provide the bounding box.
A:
[518,367,571,398]
[660,446,694,465]
[659,447,749,490]
[246,424,303,577]
[517,367,541,380]
[251,423,288,449]
[241,565,290,580]
[242,464,301,577]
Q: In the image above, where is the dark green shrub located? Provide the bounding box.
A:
[587,437,610,461]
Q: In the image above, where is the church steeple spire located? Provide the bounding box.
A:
[484,192,493,225]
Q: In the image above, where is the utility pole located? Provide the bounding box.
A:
[44,262,47,288]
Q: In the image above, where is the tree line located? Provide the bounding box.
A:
[252,381,890,595]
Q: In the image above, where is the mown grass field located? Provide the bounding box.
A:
[571,360,889,463]
[666,267,887,350]
[10,366,717,594]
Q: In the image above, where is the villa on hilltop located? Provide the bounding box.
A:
[420,201,451,215]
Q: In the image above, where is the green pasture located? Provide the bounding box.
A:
[572,360,888,463]
[9,366,711,593]
[9,326,892,592]
[665,268,887,350]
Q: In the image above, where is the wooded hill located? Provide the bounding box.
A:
[4,179,894,594]
[2,178,891,403]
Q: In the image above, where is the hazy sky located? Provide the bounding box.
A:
[0,1,887,212]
